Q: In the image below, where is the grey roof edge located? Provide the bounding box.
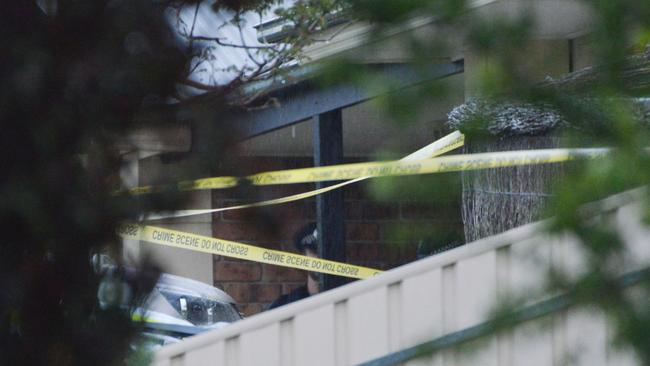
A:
[254,11,351,44]
[181,0,507,112]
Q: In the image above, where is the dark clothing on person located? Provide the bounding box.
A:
[267,223,318,311]
[266,285,310,310]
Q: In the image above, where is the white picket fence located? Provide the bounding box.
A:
[153,189,650,366]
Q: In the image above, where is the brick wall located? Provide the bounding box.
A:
[212,157,463,317]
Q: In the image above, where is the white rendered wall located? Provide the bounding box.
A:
[134,154,214,285]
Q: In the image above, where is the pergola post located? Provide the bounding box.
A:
[313,109,347,291]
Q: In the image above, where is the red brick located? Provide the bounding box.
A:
[400,202,460,221]
[223,283,251,303]
[350,243,380,262]
[282,283,306,295]
[278,221,313,243]
[400,242,419,261]
[380,243,402,264]
[257,182,314,197]
[267,240,285,251]
[378,263,396,271]
[217,217,306,246]
[345,245,357,259]
[219,256,249,263]
[207,157,467,316]
[212,221,267,241]
[249,284,282,303]
[344,200,363,220]
[212,190,237,201]
[220,200,312,223]
[379,223,465,252]
[363,202,399,220]
[285,200,316,221]
[399,203,434,220]
[354,261,385,271]
[263,264,306,282]
[214,262,261,282]
[238,303,263,317]
[350,242,402,265]
[343,181,366,199]
[220,203,258,222]
[346,223,380,242]
[302,201,317,219]
[222,283,282,303]
[281,240,299,252]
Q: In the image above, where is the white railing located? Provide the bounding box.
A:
[153,189,649,366]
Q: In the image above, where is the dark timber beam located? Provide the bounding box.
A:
[227,61,464,139]
[313,109,347,291]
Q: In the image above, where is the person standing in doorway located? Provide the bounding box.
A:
[266,223,320,310]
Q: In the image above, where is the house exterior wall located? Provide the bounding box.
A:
[211,156,464,316]
[464,39,572,98]
[236,84,465,158]
[154,191,649,366]
[134,154,214,284]
[571,34,594,71]
[298,0,593,65]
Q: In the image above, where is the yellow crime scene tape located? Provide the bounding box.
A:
[123,133,608,278]
[182,147,609,190]
[118,223,382,280]
[142,131,465,221]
